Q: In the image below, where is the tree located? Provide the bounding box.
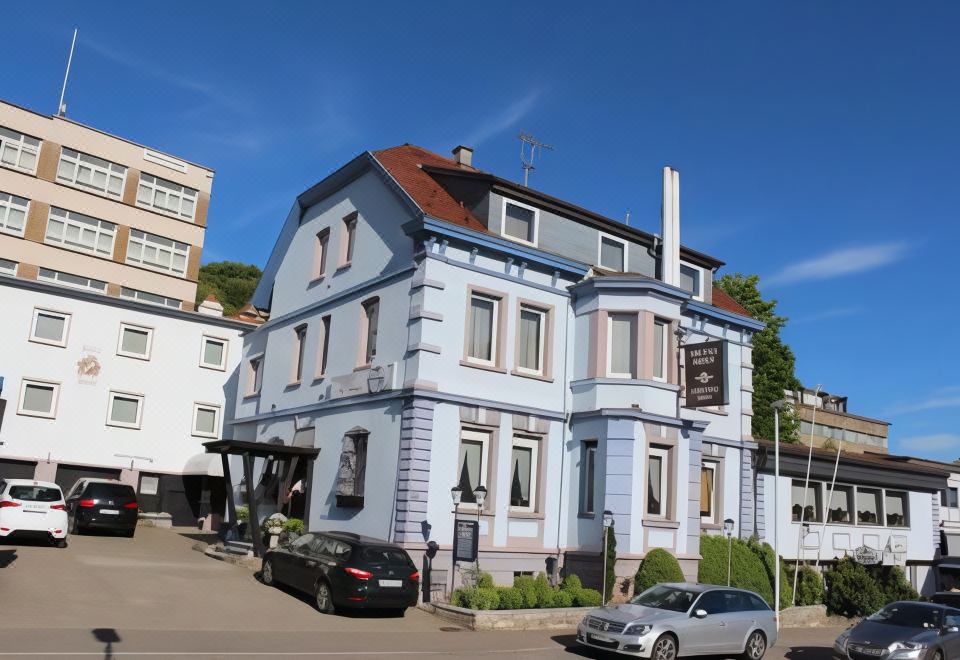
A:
[196,262,262,317]
[716,274,802,443]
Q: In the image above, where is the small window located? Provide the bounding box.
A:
[826,485,854,523]
[856,487,882,525]
[457,429,490,507]
[501,200,537,244]
[466,293,500,365]
[943,488,959,509]
[317,315,331,378]
[292,324,307,383]
[247,355,264,396]
[791,480,823,523]
[126,229,190,277]
[647,446,670,518]
[200,336,227,370]
[342,214,357,266]
[885,491,908,527]
[18,379,59,418]
[607,313,636,378]
[0,258,16,276]
[119,287,181,309]
[117,323,152,360]
[0,126,41,173]
[653,319,669,381]
[336,429,368,507]
[361,298,379,365]
[517,304,547,375]
[57,147,127,198]
[0,191,29,237]
[680,264,703,300]
[509,436,539,512]
[39,268,107,293]
[30,309,70,347]
[581,440,597,515]
[700,462,717,523]
[136,172,198,220]
[45,207,116,257]
[313,229,330,280]
[107,391,144,429]
[192,403,221,438]
[598,234,627,271]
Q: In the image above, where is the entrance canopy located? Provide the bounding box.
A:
[202,439,320,460]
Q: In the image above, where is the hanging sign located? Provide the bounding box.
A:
[853,545,882,565]
[683,340,728,408]
[453,519,479,563]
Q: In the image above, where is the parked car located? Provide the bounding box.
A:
[0,479,69,547]
[260,531,419,615]
[576,582,777,659]
[833,601,960,660]
[930,592,960,609]
[64,479,138,537]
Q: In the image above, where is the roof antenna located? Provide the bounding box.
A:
[624,209,631,226]
[519,132,553,187]
[57,28,78,117]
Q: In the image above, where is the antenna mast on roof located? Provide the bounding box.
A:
[519,132,553,187]
[57,28,78,117]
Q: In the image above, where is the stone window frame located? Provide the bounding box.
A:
[357,297,380,369]
[29,307,71,348]
[456,426,496,514]
[507,434,542,515]
[338,211,358,270]
[461,285,508,373]
[579,440,599,517]
[106,390,145,430]
[512,298,554,381]
[644,439,678,524]
[315,315,331,380]
[116,322,154,361]
[312,227,330,282]
[290,323,308,385]
[17,378,61,419]
[335,427,369,508]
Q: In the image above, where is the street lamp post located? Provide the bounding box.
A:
[473,485,487,578]
[601,510,614,605]
[450,485,462,593]
[771,399,787,632]
[724,518,735,586]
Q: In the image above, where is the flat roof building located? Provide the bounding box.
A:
[785,387,890,454]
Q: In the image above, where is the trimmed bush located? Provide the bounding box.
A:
[700,535,787,608]
[553,590,575,607]
[634,549,685,595]
[561,574,583,592]
[605,526,617,602]
[790,565,824,606]
[497,587,525,610]
[533,572,556,607]
[572,587,603,607]
[877,566,918,603]
[747,537,791,610]
[477,571,495,589]
[514,575,538,609]
[282,518,304,534]
[457,587,500,610]
[824,557,885,617]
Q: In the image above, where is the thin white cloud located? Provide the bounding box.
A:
[461,88,543,147]
[764,242,909,287]
[896,433,960,453]
[791,307,863,325]
[887,390,960,416]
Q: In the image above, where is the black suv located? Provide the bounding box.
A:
[65,479,138,537]
[260,531,419,614]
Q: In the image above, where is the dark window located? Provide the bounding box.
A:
[943,488,959,508]
[289,533,315,552]
[747,594,772,611]
[867,603,942,629]
[84,483,136,499]
[9,485,62,502]
[695,591,731,615]
[359,546,410,565]
[336,430,368,507]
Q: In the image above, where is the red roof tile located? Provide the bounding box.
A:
[711,286,751,317]
[373,145,487,232]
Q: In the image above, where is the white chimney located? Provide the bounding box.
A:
[661,166,680,287]
[452,145,473,167]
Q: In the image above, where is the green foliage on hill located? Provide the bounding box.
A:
[196,261,262,316]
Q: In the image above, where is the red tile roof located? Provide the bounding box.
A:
[373,145,487,232]
[711,286,751,317]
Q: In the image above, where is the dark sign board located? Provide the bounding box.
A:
[683,340,728,408]
[453,519,479,563]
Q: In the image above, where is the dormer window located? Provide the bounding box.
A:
[501,199,538,246]
[679,263,704,301]
[598,234,628,272]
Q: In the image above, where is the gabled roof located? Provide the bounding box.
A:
[711,286,751,317]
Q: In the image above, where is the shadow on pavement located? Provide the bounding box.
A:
[0,549,16,567]
[785,646,834,660]
[92,628,121,660]
[259,574,411,619]
[0,536,56,548]
[551,634,817,660]
[178,531,220,543]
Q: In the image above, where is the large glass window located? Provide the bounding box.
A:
[599,235,626,271]
[457,430,489,506]
[581,441,597,515]
[791,480,823,522]
[0,126,40,173]
[825,485,854,523]
[126,229,189,277]
[18,379,59,418]
[39,268,107,293]
[509,436,539,512]
[856,487,882,525]
[608,313,636,378]
[57,147,126,197]
[885,491,908,527]
[136,173,197,220]
[647,446,670,518]
[502,201,537,244]
[0,191,28,236]
[466,293,499,365]
[517,305,546,375]
[45,207,116,257]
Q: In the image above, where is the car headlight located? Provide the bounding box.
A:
[888,641,924,658]
[623,623,652,636]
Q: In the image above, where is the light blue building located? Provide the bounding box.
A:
[229,144,764,592]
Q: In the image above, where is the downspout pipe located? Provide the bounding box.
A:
[555,285,574,581]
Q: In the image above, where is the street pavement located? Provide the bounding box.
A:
[0,527,845,658]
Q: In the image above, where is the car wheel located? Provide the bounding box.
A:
[123,528,135,538]
[742,630,767,660]
[69,515,81,535]
[652,633,678,660]
[261,559,276,586]
[315,580,335,614]
[54,538,68,549]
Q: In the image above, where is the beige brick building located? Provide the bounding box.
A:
[785,387,890,453]
[0,99,213,309]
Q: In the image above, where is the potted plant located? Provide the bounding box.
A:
[262,513,287,548]
[235,505,249,540]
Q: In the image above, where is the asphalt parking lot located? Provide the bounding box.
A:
[0,526,846,658]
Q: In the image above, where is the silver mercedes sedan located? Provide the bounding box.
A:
[576,582,778,659]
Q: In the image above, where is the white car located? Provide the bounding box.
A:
[0,479,69,547]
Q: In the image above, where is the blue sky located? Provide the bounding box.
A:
[2,2,958,461]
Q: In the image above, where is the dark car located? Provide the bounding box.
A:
[64,479,138,537]
[260,531,419,615]
[834,601,960,660]
[931,592,960,609]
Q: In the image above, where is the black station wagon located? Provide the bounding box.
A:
[260,531,419,614]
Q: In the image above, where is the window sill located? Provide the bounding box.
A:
[511,369,554,383]
[284,381,301,391]
[507,511,544,520]
[29,337,67,349]
[191,432,219,439]
[700,522,722,531]
[242,392,261,400]
[459,359,507,374]
[335,263,352,274]
[312,375,326,384]
[16,410,56,419]
[354,364,372,372]
[336,494,364,508]
[118,352,151,361]
[106,422,142,430]
[199,363,227,371]
[578,512,597,519]
[642,518,680,529]
[308,275,326,288]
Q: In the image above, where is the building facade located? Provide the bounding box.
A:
[230,144,763,590]
[0,99,213,309]
[784,387,890,454]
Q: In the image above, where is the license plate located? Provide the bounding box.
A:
[589,633,613,643]
[850,646,882,656]
[379,579,402,588]
[99,509,119,515]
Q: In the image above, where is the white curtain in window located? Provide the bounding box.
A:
[34,314,65,342]
[510,446,532,507]
[647,455,663,515]
[23,384,54,412]
[609,314,634,376]
[469,296,495,361]
[518,308,542,371]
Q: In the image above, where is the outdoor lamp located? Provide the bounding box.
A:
[724,518,735,536]
[724,518,735,586]
[602,510,614,528]
[450,485,462,507]
[473,485,487,509]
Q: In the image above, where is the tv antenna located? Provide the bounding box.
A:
[519,132,553,187]
[57,28,78,117]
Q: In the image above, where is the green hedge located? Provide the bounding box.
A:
[452,572,600,610]
[634,549,685,594]
[788,565,824,606]
[698,535,789,609]
[823,558,918,617]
